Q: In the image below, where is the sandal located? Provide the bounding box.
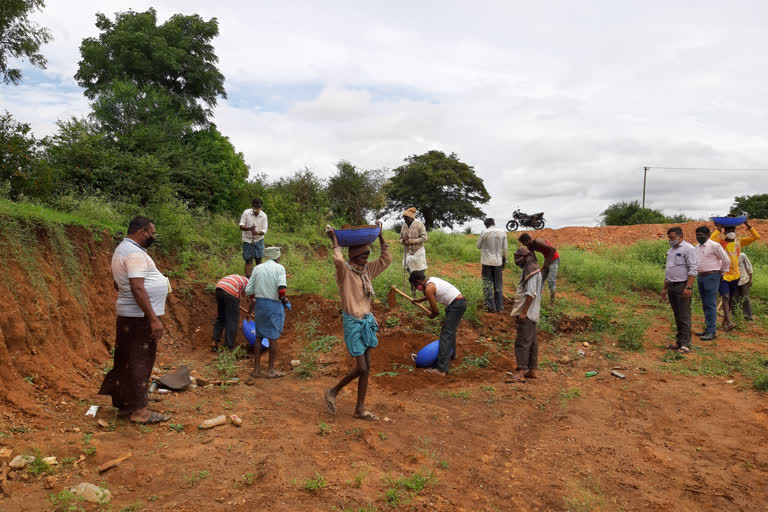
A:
[666,343,681,350]
[353,411,378,421]
[505,376,526,383]
[677,346,690,354]
[132,411,170,424]
[324,388,337,416]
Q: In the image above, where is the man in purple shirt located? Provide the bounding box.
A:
[661,227,698,354]
[694,226,730,340]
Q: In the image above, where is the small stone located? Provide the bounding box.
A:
[43,456,58,465]
[559,356,571,364]
[72,427,81,433]
[582,342,590,348]
[230,414,243,427]
[71,483,112,504]
[44,476,58,489]
[726,379,735,384]
[96,419,110,429]
[9,455,34,469]
[290,360,301,368]
[0,447,12,462]
[383,417,391,422]
[20,472,30,481]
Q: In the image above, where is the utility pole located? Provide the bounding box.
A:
[642,166,648,208]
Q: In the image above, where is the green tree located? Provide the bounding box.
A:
[327,161,386,225]
[601,201,670,226]
[385,150,489,230]
[0,0,53,85]
[0,110,55,199]
[76,8,225,126]
[731,194,768,219]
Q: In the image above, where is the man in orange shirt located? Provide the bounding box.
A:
[711,220,759,331]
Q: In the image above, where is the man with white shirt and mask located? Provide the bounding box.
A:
[694,226,730,340]
[409,271,466,377]
[476,218,508,312]
[661,227,698,354]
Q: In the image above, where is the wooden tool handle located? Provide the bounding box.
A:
[390,285,432,314]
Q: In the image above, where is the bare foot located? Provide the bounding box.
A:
[524,370,538,379]
[424,368,446,376]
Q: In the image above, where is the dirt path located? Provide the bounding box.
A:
[1,288,767,511]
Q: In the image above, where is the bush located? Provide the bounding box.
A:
[602,201,679,226]
[617,313,649,351]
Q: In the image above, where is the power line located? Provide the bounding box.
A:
[641,165,768,207]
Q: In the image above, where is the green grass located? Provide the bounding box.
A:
[617,312,650,352]
[48,489,85,512]
[435,389,472,400]
[303,472,328,491]
[185,470,210,487]
[658,348,768,389]
[214,345,245,378]
[309,335,339,353]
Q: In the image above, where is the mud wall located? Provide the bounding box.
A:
[0,224,199,415]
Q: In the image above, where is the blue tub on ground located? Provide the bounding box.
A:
[334,225,381,247]
[241,319,270,350]
[711,216,747,227]
[412,340,454,368]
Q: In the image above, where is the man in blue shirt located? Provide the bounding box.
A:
[661,227,698,354]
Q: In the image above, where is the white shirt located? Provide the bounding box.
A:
[239,209,268,243]
[112,238,169,317]
[738,253,753,286]
[510,273,543,323]
[476,227,508,266]
[427,277,461,306]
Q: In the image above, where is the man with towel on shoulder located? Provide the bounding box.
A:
[245,246,291,381]
[505,246,543,383]
[325,223,392,421]
[400,207,428,290]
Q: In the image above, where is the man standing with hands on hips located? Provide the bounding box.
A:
[662,227,698,354]
[240,198,268,277]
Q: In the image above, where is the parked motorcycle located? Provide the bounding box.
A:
[506,209,546,231]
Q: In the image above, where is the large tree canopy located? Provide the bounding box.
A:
[0,0,53,85]
[327,161,386,225]
[730,194,768,219]
[75,8,226,126]
[385,150,489,230]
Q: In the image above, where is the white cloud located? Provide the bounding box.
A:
[3,0,768,229]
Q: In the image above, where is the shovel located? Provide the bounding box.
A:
[387,285,432,315]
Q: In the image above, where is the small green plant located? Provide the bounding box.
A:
[318,422,332,437]
[147,496,158,502]
[304,472,328,492]
[385,317,399,328]
[120,502,143,512]
[384,487,400,506]
[660,351,684,363]
[296,351,318,380]
[310,335,339,353]
[49,489,85,511]
[138,425,153,434]
[82,446,96,457]
[436,389,472,400]
[23,375,35,384]
[215,345,245,378]
[169,423,184,433]
[559,388,582,409]
[353,469,367,488]
[437,460,449,469]
[243,472,255,486]
[754,374,768,392]
[27,453,51,475]
[185,470,211,487]
[82,433,93,445]
[458,352,490,370]
[617,313,649,352]
[378,432,388,440]
[10,426,30,434]
[345,427,362,437]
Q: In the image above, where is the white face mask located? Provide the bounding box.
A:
[725,232,736,240]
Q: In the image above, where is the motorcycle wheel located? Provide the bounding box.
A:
[532,218,545,230]
[506,220,519,232]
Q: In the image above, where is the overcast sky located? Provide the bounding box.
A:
[3,1,768,229]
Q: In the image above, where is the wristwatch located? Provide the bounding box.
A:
[685,286,692,290]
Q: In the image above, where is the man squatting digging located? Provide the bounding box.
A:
[246,246,291,381]
[324,223,391,421]
[505,246,543,383]
[409,271,467,377]
[99,216,170,424]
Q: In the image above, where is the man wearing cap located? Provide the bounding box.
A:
[245,246,290,380]
[400,208,428,288]
[325,223,391,421]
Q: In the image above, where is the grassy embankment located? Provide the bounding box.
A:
[1,196,766,389]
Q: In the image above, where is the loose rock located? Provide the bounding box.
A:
[582,342,590,348]
[9,455,34,469]
[290,360,301,368]
[44,476,58,489]
[559,356,572,364]
[230,414,243,427]
[71,483,112,504]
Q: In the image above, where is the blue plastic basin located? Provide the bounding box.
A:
[241,319,270,350]
[334,225,381,247]
[412,340,454,368]
[711,216,747,227]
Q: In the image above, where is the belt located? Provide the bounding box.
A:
[698,270,720,276]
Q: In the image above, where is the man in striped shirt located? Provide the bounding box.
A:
[213,274,251,351]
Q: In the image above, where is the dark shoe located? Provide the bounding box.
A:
[694,331,707,337]
[700,332,717,341]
